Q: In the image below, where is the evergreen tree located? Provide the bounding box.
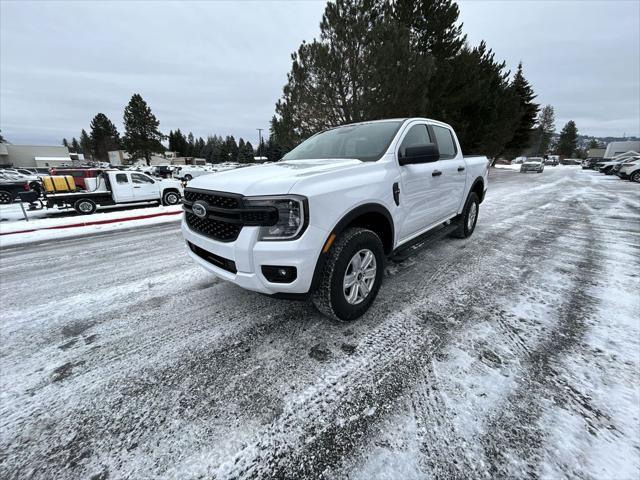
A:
[588,138,601,149]
[557,120,578,157]
[186,132,195,157]
[79,129,93,157]
[266,136,285,162]
[0,131,5,143]
[504,62,539,155]
[168,129,188,156]
[237,138,246,162]
[123,93,165,165]
[62,138,69,148]
[227,136,239,162]
[70,137,80,153]
[243,141,255,163]
[533,104,555,154]
[90,113,121,162]
[273,0,521,159]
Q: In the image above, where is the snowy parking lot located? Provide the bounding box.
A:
[1,167,638,479]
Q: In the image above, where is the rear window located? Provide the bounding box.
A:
[432,125,457,159]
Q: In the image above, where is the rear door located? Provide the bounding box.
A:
[397,122,449,240]
[110,173,135,202]
[429,123,467,217]
[131,173,160,201]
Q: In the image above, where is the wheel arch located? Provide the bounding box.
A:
[308,203,395,294]
[470,176,486,203]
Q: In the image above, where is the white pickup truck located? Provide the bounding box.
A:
[182,118,488,321]
[45,170,183,214]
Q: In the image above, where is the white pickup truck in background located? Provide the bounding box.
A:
[45,170,183,214]
[181,118,489,321]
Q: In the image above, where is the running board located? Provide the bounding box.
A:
[390,219,459,262]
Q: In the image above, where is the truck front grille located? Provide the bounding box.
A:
[185,212,242,242]
[183,188,278,243]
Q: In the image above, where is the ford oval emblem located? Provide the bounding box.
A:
[192,201,208,219]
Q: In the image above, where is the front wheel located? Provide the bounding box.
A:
[312,228,385,321]
[631,171,640,183]
[163,190,181,205]
[451,192,480,239]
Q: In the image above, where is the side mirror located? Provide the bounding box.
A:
[399,144,440,165]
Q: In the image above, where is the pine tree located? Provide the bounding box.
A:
[533,105,555,154]
[62,138,69,148]
[0,131,5,143]
[557,120,578,158]
[243,141,255,163]
[273,0,522,159]
[90,113,121,162]
[504,63,539,155]
[123,93,165,165]
[227,136,239,162]
[79,129,93,157]
[237,138,246,162]
[70,137,80,153]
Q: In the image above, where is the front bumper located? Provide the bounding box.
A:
[520,165,542,172]
[617,171,630,179]
[182,218,328,295]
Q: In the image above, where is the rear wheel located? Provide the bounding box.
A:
[0,190,13,204]
[631,171,640,183]
[312,228,385,321]
[451,192,480,239]
[73,198,97,215]
[183,174,193,181]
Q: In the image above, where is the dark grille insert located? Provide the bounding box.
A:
[188,241,237,273]
[185,212,242,242]
[184,190,240,209]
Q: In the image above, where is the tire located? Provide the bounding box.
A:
[0,190,14,204]
[451,192,480,239]
[312,227,385,322]
[163,190,181,206]
[631,171,640,183]
[73,198,97,215]
[183,174,193,181]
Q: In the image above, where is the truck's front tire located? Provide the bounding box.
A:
[451,192,479,239]
[0,190,14,204]
[74,198,97,215]
[312,227,385,322]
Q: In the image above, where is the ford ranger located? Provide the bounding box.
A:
[182,118,488,321]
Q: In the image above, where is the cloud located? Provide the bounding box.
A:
[1,0,638,146]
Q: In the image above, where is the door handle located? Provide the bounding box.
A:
[133,186,141,188]
[432,170,442,177]
[458,166,465,172]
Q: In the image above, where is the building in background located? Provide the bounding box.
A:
[603,141,640,159]
[587,147,606,158]
[0,144,72,168]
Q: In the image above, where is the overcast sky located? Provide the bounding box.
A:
[1,0,638,146]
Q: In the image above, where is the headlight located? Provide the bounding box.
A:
[242,195,308,240]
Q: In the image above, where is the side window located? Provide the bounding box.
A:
[398,124,431,158]
[115,173,129,184]
[131,173,154,184]
[432,125,457,159]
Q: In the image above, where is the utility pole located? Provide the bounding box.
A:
[257,128,263,161]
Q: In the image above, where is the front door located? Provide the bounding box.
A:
[397,122,449,240]
[131,173,160,201]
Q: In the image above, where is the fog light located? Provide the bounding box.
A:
[262,265,297,283]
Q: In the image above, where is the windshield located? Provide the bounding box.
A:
[283,121,403,162]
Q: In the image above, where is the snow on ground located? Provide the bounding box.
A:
[0,167,638,479]
[0,203,181,248]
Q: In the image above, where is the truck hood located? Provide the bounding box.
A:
[186,159,364,196]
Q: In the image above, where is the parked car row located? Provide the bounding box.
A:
[583,152,640,183]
